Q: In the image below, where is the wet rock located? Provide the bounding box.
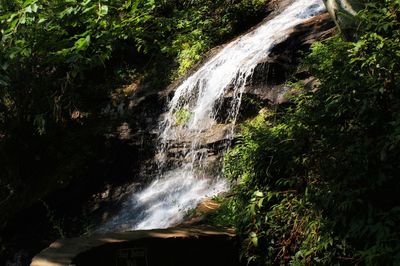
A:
[244,12,335,104]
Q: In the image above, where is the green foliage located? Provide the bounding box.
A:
[0,0,150,135]
[174,107,191,125]
[219,1,400,265]
[0,0,269,135]
[156,0,269,77]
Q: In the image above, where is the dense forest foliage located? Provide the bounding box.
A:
[215,0,400,264]
[0,0,267,226]
[2,0,400,265]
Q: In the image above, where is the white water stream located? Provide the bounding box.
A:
[101,0,325,232]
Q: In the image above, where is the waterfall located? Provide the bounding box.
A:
[100,0,326,232]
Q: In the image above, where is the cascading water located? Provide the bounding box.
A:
[100,0,326,232]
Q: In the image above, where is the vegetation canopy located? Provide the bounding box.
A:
[215,0,400,264]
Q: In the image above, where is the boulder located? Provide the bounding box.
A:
[245,12,335,104]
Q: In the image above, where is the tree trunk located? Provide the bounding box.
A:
[322,0,365,40]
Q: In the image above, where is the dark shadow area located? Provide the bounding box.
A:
[74,235,239,266]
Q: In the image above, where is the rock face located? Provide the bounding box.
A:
[245,12,335,103]
[30,226,237,266]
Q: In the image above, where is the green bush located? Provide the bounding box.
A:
[174,108,191,125]
[220,1,400,264]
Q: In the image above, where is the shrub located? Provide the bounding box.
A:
[220,1,400,264]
